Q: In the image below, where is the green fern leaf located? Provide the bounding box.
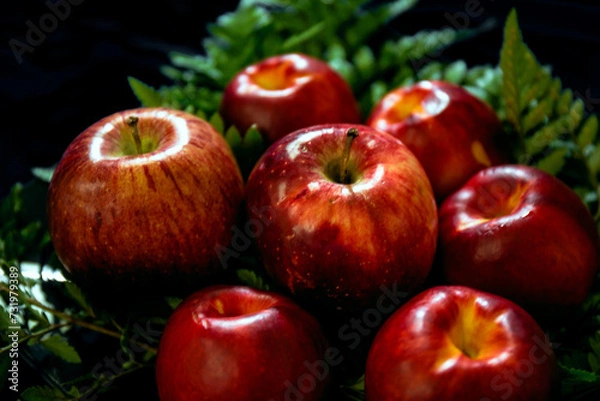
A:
[128,77,163,107]
[578,114,599,149]
[499,8,524,133]
[536,148,568,175]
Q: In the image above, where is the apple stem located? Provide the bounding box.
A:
[126,115,143,155]
[339,128,359,184]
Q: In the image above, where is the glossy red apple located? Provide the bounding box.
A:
[367,80,507,200]
[244,124,438,311]
[438,165,599,312]
[47,107,244,292]
[155,285,330,401]
[220,53,361,143]
[366,286,556,401]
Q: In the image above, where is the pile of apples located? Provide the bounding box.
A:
[47,53,599,401]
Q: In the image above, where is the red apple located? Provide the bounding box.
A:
[244,124,438,311]
[365,285,556,401]
[367,80,507,200]
[438,164,599,312]
[47,107,244,292]
[220,53,361,143]
[155,285,330,401]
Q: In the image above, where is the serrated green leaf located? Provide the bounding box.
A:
[560,364,600,383]
[283,21,326,50]
[571,98,586,126]
[31,166,55,183]
[21,385,76,400]
[341,373,365,401]
[20,221,41,246]
[536,148,568,175]
[519,68,551,111]
[209,112,225,134]
[225,125,242,149]
[0,308,16,333]
[578,114,599,148]
[64,282,94,317]
[169,52,223,83]
[499,8,524,134]
[236,269,269,290]
[40,335,82,364]
[1,183,23,223]
[369,81,389,105]
[417,62,443,81]
[230,125,267,181]
[165,297,182,310]
[556,88,574,116]
[385,28,462,72]
[443,60,467,84]
[159,65,184,81]
[127,77,163,107]
[526,101,585,155]
[345,0,418,49]
[244,125,264,145]
[590,353,600,374]
[353,46,376,79]
[379,0,419,20]
[522,97,553,133]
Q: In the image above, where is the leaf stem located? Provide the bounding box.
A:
[77,363,148,401]
[0,323,69,354]
[0,285,158,355]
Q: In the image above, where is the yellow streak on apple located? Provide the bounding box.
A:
[471,140,492,166]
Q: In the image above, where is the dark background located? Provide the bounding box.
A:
[0,1,599,399]
[1,0,599,199]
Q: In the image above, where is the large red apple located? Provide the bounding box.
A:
[220,53,361,143]
[244,124,438,311]
[438,164,599,312]
[155,285,330,401]
[365,286,556,401]
[367,80,507,200]
[47,107,244,292]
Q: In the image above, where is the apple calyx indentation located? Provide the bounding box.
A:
[475,180,525,219]
[446,302,499,361]
[393,90,427,120]
[250,60,309,91]
[113,114,161,157]
[325,127,359,185]
[199,294,278,319]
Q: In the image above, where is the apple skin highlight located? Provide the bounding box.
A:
[47,108,244,293]
[438,164,600,315]
[220,53,361,143]
[155,285,330,401]
[245,124,438,311]
[368,80,508,201]
[365,286,556,401]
